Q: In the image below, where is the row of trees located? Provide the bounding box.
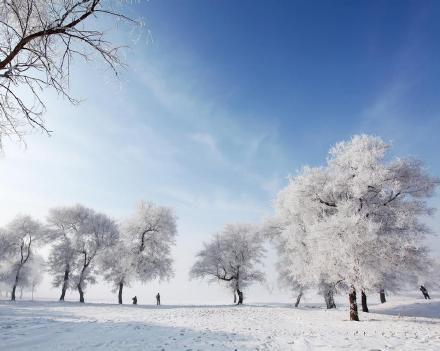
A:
[1,135,438,321]
[190,135,439,321]
[0,202,177,303]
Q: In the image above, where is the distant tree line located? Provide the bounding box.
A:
[0,201,177,304]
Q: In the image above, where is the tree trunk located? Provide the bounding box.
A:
[11,284,17,301]
[349,286,359,321]
[59,268,69,301]
[295,291,303,308]
[361,290,369,312]
[379,289,386,303]
[237,289,243,305]
[324,288,336,309]
[118,282,123,304]
[20,287,23,299]
[77,254,90,304]
[78,284,85,303]
[233,291,236,304]
[59,286,67,301]
[11,266,22,301]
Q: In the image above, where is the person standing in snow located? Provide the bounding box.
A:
[132,296,137,305]
[420,286,431,299]
[156,293,161,306]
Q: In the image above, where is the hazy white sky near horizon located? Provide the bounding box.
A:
[1,1,440,304]
[0,40,292,304]
[0,61,289,303]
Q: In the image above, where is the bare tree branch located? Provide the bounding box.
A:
[0,0,139,147]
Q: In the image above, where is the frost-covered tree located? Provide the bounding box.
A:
[270,135,438,320]
[46,205,119,303]
[47,241,77,300]
[46,205,94,301]
[99,239,135,304]
[100,201,177,304]
[190,223,266,304]
[122,201,177,288]
[70,207,119,303]
[1,215,47,300]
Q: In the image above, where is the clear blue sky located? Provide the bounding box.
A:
[138,0,440,167]
[1,0,439,302]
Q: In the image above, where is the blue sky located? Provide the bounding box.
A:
[0,0,439,302]
[138,0,440,167]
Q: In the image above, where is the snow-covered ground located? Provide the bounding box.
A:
[1,296,439,350]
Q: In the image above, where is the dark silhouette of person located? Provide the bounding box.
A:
[420,285,431,299]
[132,296,137,305]
[156,292,160,306]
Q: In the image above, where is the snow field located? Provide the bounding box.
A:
[1,297,439,350]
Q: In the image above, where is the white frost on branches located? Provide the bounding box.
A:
[122,201,178,284]
[190,223,266,303]
[0,0,137,144]
[269,135,439,303]
[99,201,177,303]
[46,204,119,302]
[0,214,47,300]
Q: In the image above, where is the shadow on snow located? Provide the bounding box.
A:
[371,300,440,320]
[0,301,254,351]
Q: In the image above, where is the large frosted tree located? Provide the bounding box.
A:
[47,205,119,303]
[119,201,177,295]
[99,239,135,304]
[71,208,119,303]
[46,205,87,301]
[270,135,438,320]
[190,223,266,304]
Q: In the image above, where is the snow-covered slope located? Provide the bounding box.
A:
[1,297,439,350]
